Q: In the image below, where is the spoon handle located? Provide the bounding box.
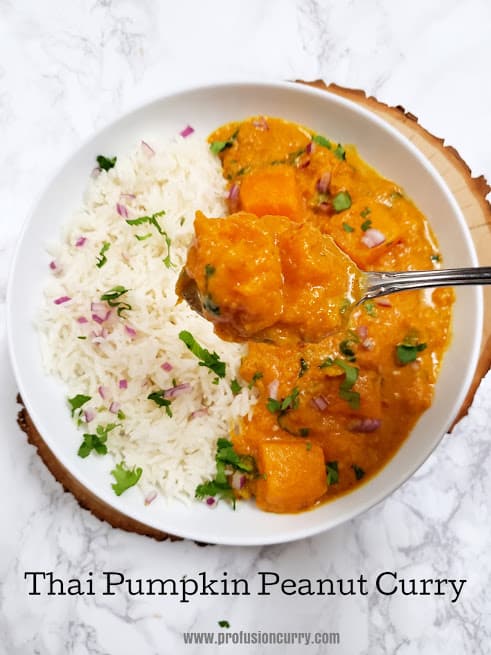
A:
[364,267,491,300]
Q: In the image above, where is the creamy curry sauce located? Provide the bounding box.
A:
[193,117,453,513]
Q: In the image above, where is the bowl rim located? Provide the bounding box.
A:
[6,79,483,545]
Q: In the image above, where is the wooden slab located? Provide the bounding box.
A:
[17,81,491,540]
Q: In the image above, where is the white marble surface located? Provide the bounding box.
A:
[1,1,490,653]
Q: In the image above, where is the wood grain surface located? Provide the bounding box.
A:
[16,81,491,540]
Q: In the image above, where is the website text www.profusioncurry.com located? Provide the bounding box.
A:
[183,630,340,646]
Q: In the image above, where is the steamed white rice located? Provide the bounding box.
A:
[39,134,256,503]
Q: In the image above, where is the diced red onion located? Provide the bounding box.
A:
[119,379,128,389]
[77,316,88,324]
[75,236,87,247]
[54,296,71,305]
[91,167,101,178]
[316,172,331,194]
[91,301,107,314]
[190,408,209,420]
[361,228,386,248]
[98,386,109,400]
[179,125,195,138]
[163,383,191,399]
[49,260,57,271]
[91,309,111,324]
[144,490,158,506]
[161,362,173,372]
[120,192,136,200]
[306,141,315,154]
[252,116,269,130]
[228,183,240,212]
[109,401,121,414]
[376,297,392,307]
[205,496,218,508]
[312,395,329,411]
[84,408,95,423]
[357,325,368,340]
[141,140,155,157]
[116,202,129,218]
[125,325,137,338]
[268,379,279,400]
[231,471,246,490]
[298,157,311,169]
[362,337,375,351]
[349,418,382,433]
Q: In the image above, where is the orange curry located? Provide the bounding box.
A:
[190,117,454,513]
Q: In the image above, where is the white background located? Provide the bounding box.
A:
[1,1,490,653]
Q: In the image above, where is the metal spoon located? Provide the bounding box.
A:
[361,266,491,302]
[177,266,491,342]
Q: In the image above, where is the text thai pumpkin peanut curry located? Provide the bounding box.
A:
[179,116,454,514]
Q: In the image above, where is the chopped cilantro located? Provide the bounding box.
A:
[363,301,377,317]
[396,341,427,365]
[111,461,143,496]
[248,371,263,389]
[205,264,216,279]
[332,191,352,212]
[148,391,173,417]
[312,134,331,149]
[334,144,346,160]
[100,286,131,317]
[77,336,87,340]
[306,441,312,451]
[96,155,117,171]
[342,222,354,233]
[230,379,241,396]
[78,423,118,458]
[117,409,126,420]
[431,254,441,263]
[361,218,372,231]
[209,129,239,155]
[96,241,111,268]
[326,461,339,485]
[319,356,334,369]
[126,210,172,268]
[339,337,358,362]
[334,358,360,410]
[135,233,152,241]
[339,298,352,315]
[267,387,306,436]
[218,620,230,629]
[179,330,226,378]
[68,394,91,418]
[352,464,365,480]
[299,358,309,378]
[216,438,255,473]
[299,428,310,437]
[195,438,256,508]
[360,207,371,219]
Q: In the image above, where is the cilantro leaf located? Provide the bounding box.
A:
[126,210,172,267]
[299,358,309,378]
[334,358,360,409]
[218,620,230,629]
[332,191,352,212]
[216,438,255,473]
[209,129,239,155]
[342,222,354,233]
[77,423,117,458]
[326,461,339,485]
[266,397,282,413]
[312,134,331,149]
[248,371,263,389]
[68,394,91,418]
[360,207,371,219]
[179,330,226,378]
[361,218,372,231]
[363,301,376,317]
[334,144,346,160]
[352,464,365,480]
[111,461,143,496]
[96,241,111,268]
[396,342,427,365]
[100,286,132,317]
[230,379,241,395]
[147,391,173,417]
[96,155,117,171]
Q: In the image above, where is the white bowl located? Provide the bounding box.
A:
[7,81,482,545]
